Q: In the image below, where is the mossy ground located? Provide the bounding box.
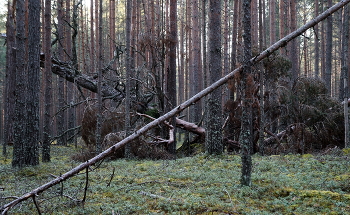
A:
[0,146,349,214]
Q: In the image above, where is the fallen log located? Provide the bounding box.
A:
[40,54,125,101]
[3,1,349,212]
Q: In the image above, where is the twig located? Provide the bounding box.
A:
[107,167,115,187]
[32,196,42,215]
[60,174,63,197]
[0,196,19,200]
[223,189,240,214]
[82,166,89,203]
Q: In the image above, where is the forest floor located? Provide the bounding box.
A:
[0,144,350,215]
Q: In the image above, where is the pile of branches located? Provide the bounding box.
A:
[75,103,174,161]
[264,76,344,154]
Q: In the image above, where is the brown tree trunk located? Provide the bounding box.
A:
[269,0,276,45]
[42,0,52,162]
[166,0,177,155]
[4,0,16,155]
[206,0,223,154]
[325,0,333,94]
[95,0,103,153]
[251,0,258,47]
[13,0,29,167]
[190,0,202,124]
[125,0,132,157]
[57,0,67,146]
[315,0,320,77]
[290,0,299,80]
[26,0,41,166]
[231,0,239,71]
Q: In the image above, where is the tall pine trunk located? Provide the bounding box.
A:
[206,0,223,154]
[325,0,333,95]
[42,0,52,162]
[240,0,253,186]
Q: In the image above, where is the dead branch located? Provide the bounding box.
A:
[32,196,42,215]
[40,54,125,102]
[106,167,115,187]
[2,1,349,213]
[176,118,205,137]
[137,113,174,129]
[82,167,89,203]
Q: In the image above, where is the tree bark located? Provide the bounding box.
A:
[206,0,223,154]
[13,0,28,167]
[315,0,320,77]
[26,0,41,166]
[57,0,67,146]
[325,0,333,94]
[240,0,253,187]
[290,0,299,80]
[42,0,52,162]
[166,0,177,155]
[269,0,276,45]
[125,0,132,158]
[341,4,349,147]
[4,0,16,155]
[95,0,103,154]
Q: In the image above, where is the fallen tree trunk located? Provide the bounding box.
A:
[3,1,349,213]
[40,54,125,101]
[176,118,205,137]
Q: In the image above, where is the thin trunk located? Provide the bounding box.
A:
[43,0,52,162]
[240,0,253,186]
[57,0,66,146]
[325,0,333,94]
[4,0,16,155]
[251,0,258,47]
[342,5,349,147]
[96,0,103,154]
[167,0,177,155]
[125,0,132,158]
[231,0,239,71]
[290,0,299,80]
[315,0,320,77]
[269,0,276,45]
[190,0,201,124]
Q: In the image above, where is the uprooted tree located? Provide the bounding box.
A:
[2,1,350,213]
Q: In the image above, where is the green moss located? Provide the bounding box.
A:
[0,147,349,214]
[342,148,350,155]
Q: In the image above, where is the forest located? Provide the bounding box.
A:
[0,0,350,214]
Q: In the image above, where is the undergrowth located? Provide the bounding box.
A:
[0,146,349,214]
